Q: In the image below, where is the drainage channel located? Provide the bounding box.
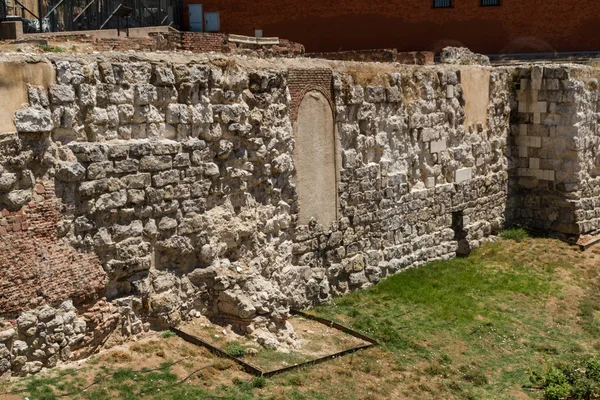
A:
[170,310,378,378]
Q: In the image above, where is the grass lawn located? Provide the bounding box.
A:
[2,232,600,399]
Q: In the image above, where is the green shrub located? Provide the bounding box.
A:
[252,376,266,388]
[533,358,600,400]
[544,383,572,400]
[160,330,176,338]
[500,227,529,243]
[225,342,246,358]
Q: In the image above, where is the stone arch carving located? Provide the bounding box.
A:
[293,90,338,227]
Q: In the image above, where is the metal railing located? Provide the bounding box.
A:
[1,0,183,33]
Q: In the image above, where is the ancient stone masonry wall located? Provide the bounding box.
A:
[0,54,514,377]
[509,65,600,239]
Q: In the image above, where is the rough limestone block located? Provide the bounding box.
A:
[425,177,436,188]
[49,84,75,104]
[430,139,447,153]
[14,107,53,132]
[153,65,175,86]
[455,168,472,183]
[134,84,158,105]
[365,86,386,103]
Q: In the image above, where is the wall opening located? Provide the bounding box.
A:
[452,210,471,257]
[293,90,337,227]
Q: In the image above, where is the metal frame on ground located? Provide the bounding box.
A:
[170,310,378,377]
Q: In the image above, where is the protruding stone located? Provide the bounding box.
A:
[56,163,86,182]
[14,107,53,132]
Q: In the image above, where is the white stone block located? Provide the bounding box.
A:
[530,101,548,113]
[430,139,447,153]
[455,168,472,183]
[529,158,540,169]
[446,85,454,99]
[426,177,436,188]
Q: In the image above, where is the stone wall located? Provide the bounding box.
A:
[509,65,600,240]
[1,52,588,378]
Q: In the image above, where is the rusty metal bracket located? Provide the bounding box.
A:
[170,310,377,377]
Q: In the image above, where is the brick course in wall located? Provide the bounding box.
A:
[0,180,105,315]
[288,69,334,121]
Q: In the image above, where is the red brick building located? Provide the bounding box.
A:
[181,0,600,54]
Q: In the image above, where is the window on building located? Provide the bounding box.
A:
[481,0,501,6]
[433,0,452,7]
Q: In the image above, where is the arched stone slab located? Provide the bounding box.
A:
[294,90,338,227]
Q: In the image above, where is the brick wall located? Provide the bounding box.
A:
[0,180,105,315]
[184,0,600,54]
[156,31,304,57]
[287,69,334,121]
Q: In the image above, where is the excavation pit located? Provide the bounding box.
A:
[171,311,377,377]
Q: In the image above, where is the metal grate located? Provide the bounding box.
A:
[481,0,501,6]
[433,0,452,8]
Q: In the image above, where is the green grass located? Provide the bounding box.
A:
[225,341,247,358]
[37,44,65,53]
[500,226,529,242]
[308,239,585,398]
[160,330,177,339]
